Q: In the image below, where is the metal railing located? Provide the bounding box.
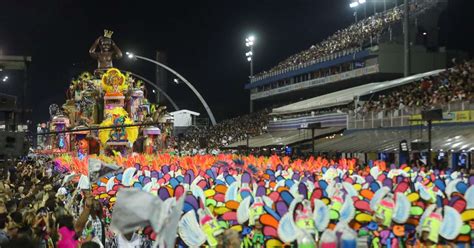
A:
[348,100,474,129]
[250,47,363,83]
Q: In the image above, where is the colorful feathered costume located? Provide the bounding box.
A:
[98,107,138,145]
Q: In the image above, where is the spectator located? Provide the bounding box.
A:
[176,109,271,152]
[0,213,9,245]
[75,193,105,246]
[255,1,437,79]
[2,237,37,248]
[56,215,78,248]
[80,241,101,248]
[359,60,473,114]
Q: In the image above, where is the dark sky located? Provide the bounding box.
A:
[0,0,472,123]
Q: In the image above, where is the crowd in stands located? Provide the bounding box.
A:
[176,109,271,151]
[268,59,473,119]
[0,158,110,248]
[174,59,472,148]
[0,156,170,248]
[256,6,403,77]
[255,0,437,79]
[358,60,474,114]
[2,153,474,247]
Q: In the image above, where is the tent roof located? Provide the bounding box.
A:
[170,109,200,116]
[271,69,444,115]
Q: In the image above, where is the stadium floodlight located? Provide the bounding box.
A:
[350,1,359,8]
[245,35,255,77]
[358,0,366,4]
[125,52,134,59]
[245,35,255,47]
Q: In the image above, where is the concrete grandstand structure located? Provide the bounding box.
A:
[235,61,474,168]
[234,0,474,168]
[246,0,447,111]
[248,44,446,109]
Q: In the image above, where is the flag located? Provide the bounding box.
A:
[78,174,90,190]
[154,195,185,247]
[88,158,121,182]
[88,158,102,174]
[110,188,163,235]
[62,173,78,185]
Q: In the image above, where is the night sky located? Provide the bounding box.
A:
[1,0,472,124]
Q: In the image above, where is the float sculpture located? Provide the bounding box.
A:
[37,30,173,156]
[143,126,161,154]
[50,115,70,152]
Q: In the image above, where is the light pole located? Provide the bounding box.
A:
[126,52,217,126]
[360,0,367,19]
[350,1,359,22]
[350,0,367,22]
[245,35,255,77]
[122,70,180,111]
[403,0,410,77]
[245,35,255,113]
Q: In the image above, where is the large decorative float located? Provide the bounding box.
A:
[37,30,173,156]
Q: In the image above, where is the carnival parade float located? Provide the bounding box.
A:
[39,30,173,156]
[38,30,474,248]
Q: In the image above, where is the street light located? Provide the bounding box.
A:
[245,35,255,77]
[126,52,217,126]
[2,76,8,82]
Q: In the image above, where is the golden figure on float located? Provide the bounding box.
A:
[101,68,129,97]
[99,68,137,152]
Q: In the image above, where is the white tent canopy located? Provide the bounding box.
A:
[271,69,444,115]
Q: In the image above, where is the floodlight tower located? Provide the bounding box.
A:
[350,0,367,22]
[245,35,255,77]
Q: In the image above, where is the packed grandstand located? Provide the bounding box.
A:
[177,59,473,156]
[252,0,437,80]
